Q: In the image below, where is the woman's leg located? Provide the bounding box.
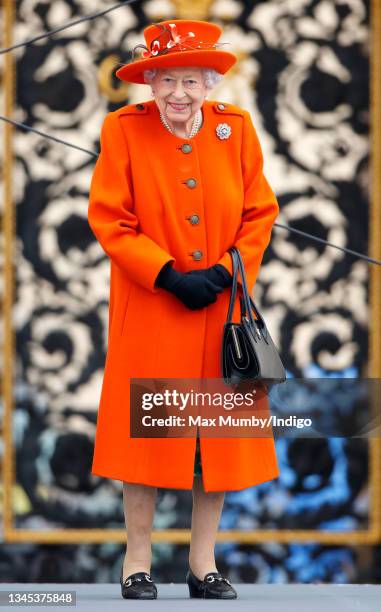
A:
[122,482,157,579]
[189,474,225,580]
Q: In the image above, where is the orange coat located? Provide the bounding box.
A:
[87,98,280,491]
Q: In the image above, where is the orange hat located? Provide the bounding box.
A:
[115,19,237,85]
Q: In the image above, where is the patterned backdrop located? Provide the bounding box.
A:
[1,0,377,584]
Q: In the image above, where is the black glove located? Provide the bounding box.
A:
[155,262,224,310]
[186,263,232,288]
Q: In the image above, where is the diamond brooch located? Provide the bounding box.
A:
[216,123,232,140]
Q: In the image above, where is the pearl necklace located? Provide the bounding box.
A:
[160,107,202,139]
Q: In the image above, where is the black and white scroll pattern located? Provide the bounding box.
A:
[2,0,373,583]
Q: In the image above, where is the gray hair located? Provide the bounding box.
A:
[143,67,224,89]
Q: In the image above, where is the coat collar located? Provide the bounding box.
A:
[117,99,244,143]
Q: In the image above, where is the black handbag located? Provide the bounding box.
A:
[221,246,286,386]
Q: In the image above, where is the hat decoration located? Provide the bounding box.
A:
[115,19,238,84]
[131,22,229,60]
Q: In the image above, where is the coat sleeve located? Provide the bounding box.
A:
[216,110,279,296]
[87,112,176,293]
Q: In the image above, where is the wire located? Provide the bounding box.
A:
[0,114,97,157]
[0,0,138,55]
[1,112,379,267]
[273,223,380,266]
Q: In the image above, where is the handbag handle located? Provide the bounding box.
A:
[226,246,253,324]
[235,249,267,327]
[226,247,270,344]
[234,248,255,327]
[235,248,270,344]
[226,247,240,323]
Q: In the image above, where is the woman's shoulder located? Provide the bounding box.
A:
[113,100,152,117]
[208,99,246,118]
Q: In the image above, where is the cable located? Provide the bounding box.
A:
[273,223,381,266]
[0,0,138,55]
[1,112,378,267]
[0,114,97,157]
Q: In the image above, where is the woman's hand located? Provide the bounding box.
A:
[155,262,224,310]
[186,263,232,289]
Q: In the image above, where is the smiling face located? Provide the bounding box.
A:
[151,67,209,133]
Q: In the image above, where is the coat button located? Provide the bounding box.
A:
[186,178,197,189]
[192,250,203,261]
[217,103,225,110]
[181,143,192,153]
[135,104,145,110]
[189,214,200,225]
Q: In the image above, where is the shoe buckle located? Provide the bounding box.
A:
[125,578,132,587]
[145,575,153,582]
[206,576,215,582]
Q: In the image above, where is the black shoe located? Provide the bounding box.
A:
[120,566,158,599]
[185,567,238,599]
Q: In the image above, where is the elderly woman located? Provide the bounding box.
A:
[88,19,280,600]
